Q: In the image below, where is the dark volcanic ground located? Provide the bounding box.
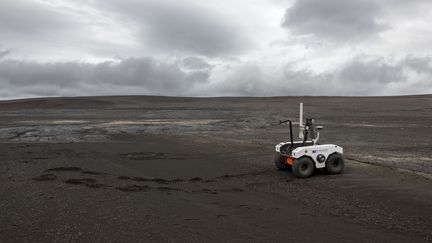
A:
[1,95,432,242]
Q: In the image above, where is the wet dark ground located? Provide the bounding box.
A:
[1,95,432,242]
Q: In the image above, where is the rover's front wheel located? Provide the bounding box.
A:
[325,153,345,174]
[292,157,315,178]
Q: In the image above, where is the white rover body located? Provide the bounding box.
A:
[274,103,345,178]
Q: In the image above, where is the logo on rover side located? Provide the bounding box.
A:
[312,149,328,153]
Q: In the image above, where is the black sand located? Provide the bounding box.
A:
[1,95,432,242]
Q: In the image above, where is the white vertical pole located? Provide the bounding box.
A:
[299,102,303,138]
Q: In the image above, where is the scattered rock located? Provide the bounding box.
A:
[64,178,103,188]
[46,167,82,172]
[33,174,57,181]
[116,185,151,192]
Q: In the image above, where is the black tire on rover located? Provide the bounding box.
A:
[274,153,291,170]
[292,157,315,178]
[325,153,345,174]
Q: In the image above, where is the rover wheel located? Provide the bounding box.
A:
[325,153,345,174]
[274,153,291,170]
[292,157,314,178]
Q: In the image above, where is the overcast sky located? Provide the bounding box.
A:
[1,0,432,99]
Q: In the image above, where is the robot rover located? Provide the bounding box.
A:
[274,103,344,178]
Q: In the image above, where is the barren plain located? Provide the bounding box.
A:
[1,95,432,242]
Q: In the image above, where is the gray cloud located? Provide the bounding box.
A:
[282,0,388,42]
[0,58,210,98]
[0,0,141,60]
[0,0,253,60]
[1,54,432,99]
[212,64,268,96]
[208,55,432,96]
[209,64,332,96]
[336,57,402,94]
[0,0,74,38]
[182,57,212,70]
[0,0,431,99]
[402,55,432,73]
[99,0,250,56]
[0,49,11,59]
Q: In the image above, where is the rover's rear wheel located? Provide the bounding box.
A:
[325,153,345,174]
[292,157,314,178]
[274,153,291,170]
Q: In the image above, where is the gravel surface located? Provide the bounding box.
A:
[1,95,431,242]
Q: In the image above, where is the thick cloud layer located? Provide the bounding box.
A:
[0,1,73,38]
[0,58,210,98]
[0,0,432,99]
[98,0,250,56]
[282,0,388,42]
[182,57,211,70]
[0,49,10,59]
[0,1,102,60]
[1,55,431,99]
[209,55,432,96]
